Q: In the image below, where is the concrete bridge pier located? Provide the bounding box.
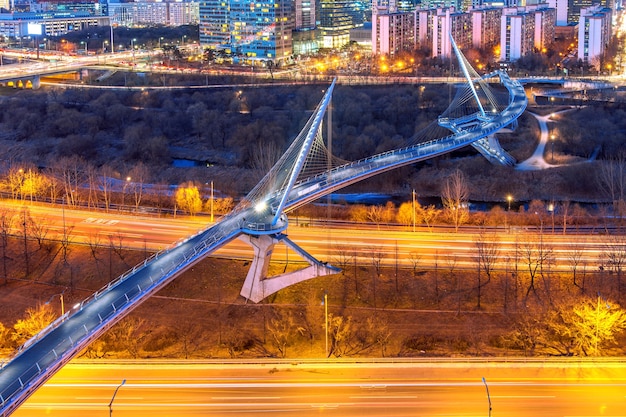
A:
[238,233,339,303]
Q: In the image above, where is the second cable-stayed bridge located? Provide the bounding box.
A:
[0,37,527,416]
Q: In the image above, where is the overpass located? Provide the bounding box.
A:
[0,36,527,416]
[0,51,148,89]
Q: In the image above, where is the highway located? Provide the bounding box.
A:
[11,360,626,417]
[0,200,610,272]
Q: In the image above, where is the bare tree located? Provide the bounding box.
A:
[408,251,421,277]
[266,309,304,358]
[441,169,469,232]
[567,241,586,293]
[0,209,14,284]
[597,153,626,206]
[251,141,282,179]
[368,246,385,309]
[520,233,553,301]
[105,317,148,358]
[86,163,99,209]
[60,220,75,265]
[28,215,51,251]
[599,235,626,298]
[20,207,30,278]
[366,205,385,229]
[175,321,205,359]
[473,232,500,309]
[332,244,353,276]
[99,165,115,212]
[129,162,149,211]
[53,156,86,208]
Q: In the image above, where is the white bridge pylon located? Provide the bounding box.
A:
[233,79,340,303]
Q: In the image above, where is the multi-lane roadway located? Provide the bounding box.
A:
[11,359,626,417]
[0,200,610,273]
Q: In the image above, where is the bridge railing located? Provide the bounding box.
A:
[1,217,245,414]
[287,72,525,206]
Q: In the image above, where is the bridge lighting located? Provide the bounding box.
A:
[255,201,267,213]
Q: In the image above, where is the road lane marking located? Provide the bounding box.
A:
[491,395,555,398]
[350,395,417,399]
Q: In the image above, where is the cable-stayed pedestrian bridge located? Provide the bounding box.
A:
[0,38,527,417]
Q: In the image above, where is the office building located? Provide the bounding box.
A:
[318,0,353,48]
[199,0,293,63]
[0,11,108,38]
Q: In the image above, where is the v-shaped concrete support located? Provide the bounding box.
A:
[238,233,340,303]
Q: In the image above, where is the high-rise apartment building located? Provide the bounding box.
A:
[415,8,434,50]
[578,4,612,66]
[500,7,535,61]
[471,6,502,50]
[432,7,472,57]
[372,9,414,55]
[533,4,555,51]
[547,0,568,25]
[108,1,198,27]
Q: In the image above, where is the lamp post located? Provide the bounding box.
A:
[109,379,126,417]
[506,195,513,231]
[595,295,610,355]
[46,291,65,316]
[412,189,416,233]
[482,377,492,417]
[122,176,131,210]
[550,134,555,163]
[210,180,214,223]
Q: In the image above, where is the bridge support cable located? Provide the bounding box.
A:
[450,33,486,117]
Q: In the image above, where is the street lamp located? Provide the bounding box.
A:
[506,195,513,231]
[159,36,164,49]
[45,291,65,316]
[550,134,555,163]
[412,189,416,232]
[122,176,131,210]
[482,377,492,417]
[210,180,214,223]
[109,379,126,417]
